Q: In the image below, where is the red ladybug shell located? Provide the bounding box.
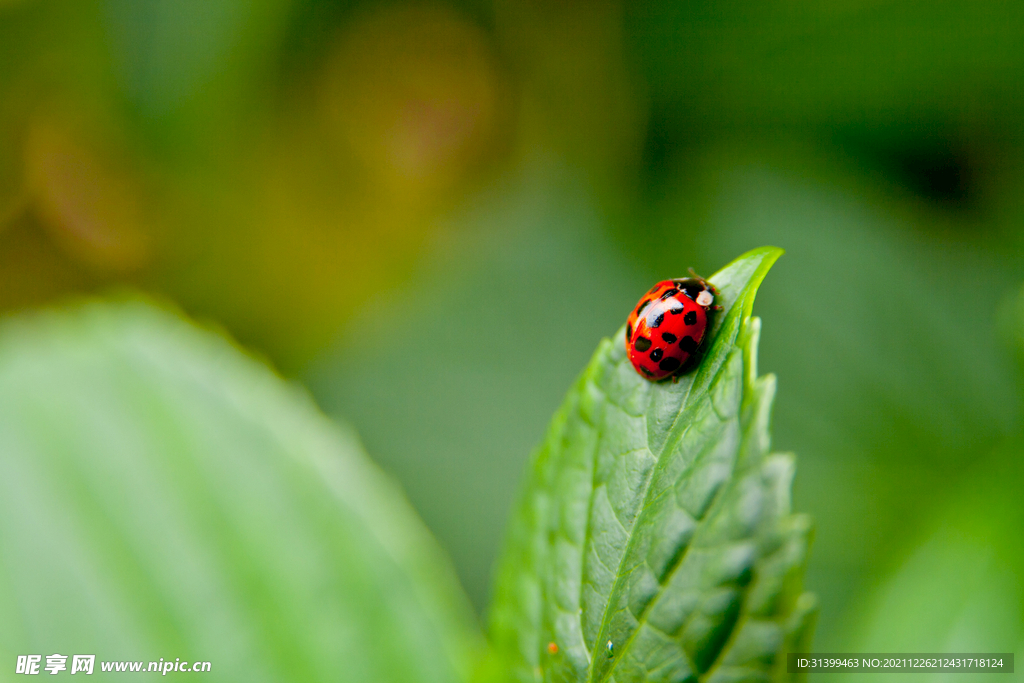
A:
[625,278,716,380]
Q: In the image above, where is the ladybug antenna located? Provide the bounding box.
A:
[687,267,710,284]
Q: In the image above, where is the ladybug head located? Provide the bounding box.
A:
[673,277,716,308]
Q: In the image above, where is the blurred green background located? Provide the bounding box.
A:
[2,0,1023,676]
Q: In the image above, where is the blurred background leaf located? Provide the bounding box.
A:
[308,159,645,606]
[2,0,1024,673]
[0,300,482,682]
[834,437,1024,682]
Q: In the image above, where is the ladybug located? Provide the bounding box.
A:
[625,275,719,380]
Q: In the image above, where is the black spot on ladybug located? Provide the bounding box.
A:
[625,322,632,340]
[650,348,664,362]
[680,336,698,353]
[649,284,661,294]
[661,332,677,343]
[649,313,665,328]
[659,357,681,372]
[668,302,685,315]
[634,337,652,352]
[641,366,655,377]
[684,311,697,326]
[659,288,679,300]
[636,299,650,315]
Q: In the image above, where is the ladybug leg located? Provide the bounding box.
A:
[711,304,724,311]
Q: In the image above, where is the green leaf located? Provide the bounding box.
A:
[488,247,815,683]
[0,300,482,683]
[835,438,1024,678]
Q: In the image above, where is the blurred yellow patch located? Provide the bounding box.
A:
[24,118,152,273]
[319,4,501,195]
